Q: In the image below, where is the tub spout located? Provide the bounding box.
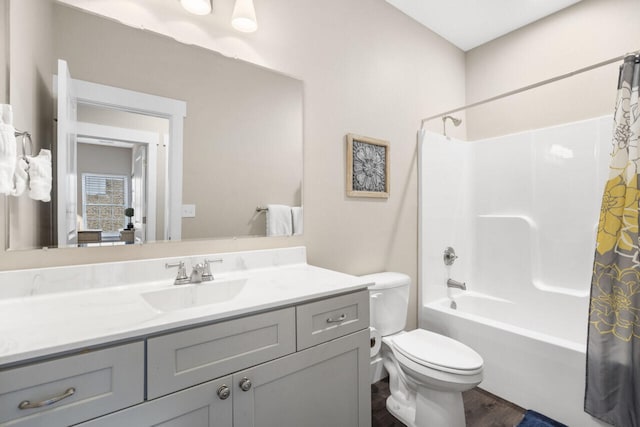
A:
[447,278,466,290]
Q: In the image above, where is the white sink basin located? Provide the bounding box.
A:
[142,278,248,311]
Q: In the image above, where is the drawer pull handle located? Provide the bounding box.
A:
[18,387,76,410]
[217,385,231,400]
[239,377,252,392]
[326,314,346,323]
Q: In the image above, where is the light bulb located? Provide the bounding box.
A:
[180,0,212,16]
[232,0,258,32]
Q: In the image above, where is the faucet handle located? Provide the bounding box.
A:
[443,247,458,266]
[166,261,189,285]
[202,258,223,281]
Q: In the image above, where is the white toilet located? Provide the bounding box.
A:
[364,272,483,427]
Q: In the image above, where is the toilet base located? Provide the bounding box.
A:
[416,385,465,427]
[386,395,416,427]
[386,387,466,427]
[380,333,477,427]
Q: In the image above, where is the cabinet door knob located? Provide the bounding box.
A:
[239,377,252,392]
[217,385,231,400]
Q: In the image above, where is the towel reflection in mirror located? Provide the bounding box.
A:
[0,105,52,201]
[265,204,303,237]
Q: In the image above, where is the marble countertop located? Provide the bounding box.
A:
[0,262,370,367]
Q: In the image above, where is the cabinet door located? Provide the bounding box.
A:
[75,375,232,427]
[233,329,370,427]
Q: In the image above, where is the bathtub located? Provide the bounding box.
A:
[421,292,608,427]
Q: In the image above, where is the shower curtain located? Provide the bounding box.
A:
[586,54,640,427]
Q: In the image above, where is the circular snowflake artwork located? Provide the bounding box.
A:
[352,140,386,192]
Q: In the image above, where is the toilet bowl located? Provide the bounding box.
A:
[363,272,483,427]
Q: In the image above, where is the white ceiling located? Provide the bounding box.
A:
[385,0,584,51]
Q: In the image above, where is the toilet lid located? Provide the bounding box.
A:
[392,329,483,372]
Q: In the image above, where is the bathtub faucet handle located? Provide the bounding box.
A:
[443,247,458,266]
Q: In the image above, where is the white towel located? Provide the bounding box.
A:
[291,206,303,236]
[266,204,292,237]
[11,158,28,197]
[27,149,52,202]
[0,105,16,195]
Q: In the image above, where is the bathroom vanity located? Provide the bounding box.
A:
[0,247,371,426]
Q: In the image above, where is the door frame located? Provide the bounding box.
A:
[56,61,186,243]
[76,122,160,242]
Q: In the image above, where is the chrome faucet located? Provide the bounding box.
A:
[167,259,224,285]
[166,261,190,285]
[447,278,466,290]
[190,263,205,283]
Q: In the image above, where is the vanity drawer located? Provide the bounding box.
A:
[147,307,296,399]
[0,341,144,427]
[296,290,369,350]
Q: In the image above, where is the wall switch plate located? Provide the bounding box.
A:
[182,204,196,218]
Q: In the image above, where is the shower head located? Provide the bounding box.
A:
[445,116,462,126]
[442,115,462,136]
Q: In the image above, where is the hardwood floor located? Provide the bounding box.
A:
[372,378,526,427]
[462,387,526,427]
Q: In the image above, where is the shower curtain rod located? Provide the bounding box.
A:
[419,51,639,129]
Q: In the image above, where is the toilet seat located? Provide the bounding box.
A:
[391,329,483,375]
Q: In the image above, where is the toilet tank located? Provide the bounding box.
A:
[361,272,410,336]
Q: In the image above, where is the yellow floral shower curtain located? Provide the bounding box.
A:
[585,54,640,427]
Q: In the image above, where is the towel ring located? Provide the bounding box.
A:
[14,130,34,157]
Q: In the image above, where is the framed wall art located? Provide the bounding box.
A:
[346,134,390,198]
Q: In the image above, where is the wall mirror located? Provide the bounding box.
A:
[7,0,304,250]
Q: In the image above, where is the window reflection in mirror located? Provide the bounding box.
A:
[75,105,169,246]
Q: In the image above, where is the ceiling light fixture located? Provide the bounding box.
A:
[232,0,258,33]
[180,0,212,15]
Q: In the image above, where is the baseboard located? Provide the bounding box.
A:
[370,356,388,384]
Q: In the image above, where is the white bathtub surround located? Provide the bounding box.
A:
[0,247,370,366]
[419,116,614,426]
